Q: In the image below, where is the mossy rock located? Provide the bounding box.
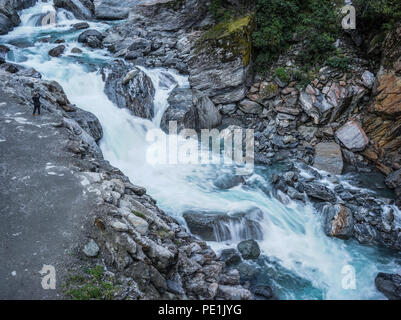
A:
[196,14,254,67]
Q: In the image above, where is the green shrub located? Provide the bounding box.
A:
[275,67,290,82]
[325,55,351,71]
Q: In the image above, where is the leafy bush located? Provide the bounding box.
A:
[325,55,351,71]
[252,0,341,72]
[275,67,290,82]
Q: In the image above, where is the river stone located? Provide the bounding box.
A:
[361,70,375,89]
[78,29,104,48]
[239,99,262,115]
[213,173,245,190]
[323,204,354,239]
[300,182,337,203]
[73,22,90,30]
[237,240,260,260]
[83,239,99,257]
[335,120,369,152]
[219,248,241,267]
[375,273,401,300]
[313,142,343,175]
[48,45,65,57]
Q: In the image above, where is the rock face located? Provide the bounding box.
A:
[69,108,103,142]
[183,208,263,242]
[313,142,343,175]
[78,29,104,48]
[335,120,369,152]
[323,204,354,239]
[54,0,94,20]
[187,15,253,105]
[0,0,36,35]
[192,89,222,129]
[375,273,401,300]
[237,240,260,260]
[101,60,155,119]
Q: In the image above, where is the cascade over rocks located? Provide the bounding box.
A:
[0,0,36,35]
[54,0,94,20]
[101,60,155,119]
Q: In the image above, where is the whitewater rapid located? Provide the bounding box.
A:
[2,0,401,299]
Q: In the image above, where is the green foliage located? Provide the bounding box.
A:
[252,0,340,72]
[275,67,290,82]
[353,0,401,32]
[64,265,118,300]
[210,0,234,22]
[325,55,351,71]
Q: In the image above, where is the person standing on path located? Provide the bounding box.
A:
[32,91,41,116]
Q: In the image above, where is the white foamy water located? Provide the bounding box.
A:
[2,0,401,300]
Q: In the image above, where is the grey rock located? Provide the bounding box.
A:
[335,120,369,152]
[375,273,401,300]
[183,208,263,242]
[385,169,401,189]
[78,29,104,49]
[193,89,222,129]
[313,142,343,175]
[237,240,260,260]
[94,0,138,20]
[214,173,245,190]
[217,285,252,300]
[72,22,90,30]
[361,70,375,89]
[48,45,65,57]
[69,108,103,142]
[239,99,262,114]
[83,239,99,257]
[102,60,155,119]
[323,204,354,239]
[219,248,241,267]
[301,182,337,203]
[54,0,93,20]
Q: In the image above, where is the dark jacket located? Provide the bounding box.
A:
[33,94,40,107]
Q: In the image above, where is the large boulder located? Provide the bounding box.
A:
[375,273,401,300]
[160,87,222,133]
[313,142,343,175]
[335,120,369,152]
[69,108,103,142]
[0,0,37,35]
[94,0,138,20]
[160,87,197,133]
[323,204,354,240]
[78,29,104,49]
[300,182,337,203]
[101,60,155,119]
[187,15,253,105]
[183,207,263,242]
[54,0,94,20]
[48,45,65,57]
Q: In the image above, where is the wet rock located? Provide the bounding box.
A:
[183,208,263,242]
[69,108,103,142]
[237,262,260,281]
[94,0,138,20]
[335,120,369,152]
[72,22,90,30]
[313,142,343,175]
[375,273,401,300]
[71,47,82,54]
[48,45,66,57]
[0,44,10,59]
[300,182,337,203]
[54,0,94,20]
[219,248,241,267]
[237,240,260,260]
[192,89,221,129]
[323,204,354,239]
[83,239,99,257]
[217,285,253,300]
[252,285,275,300]
[160,87,197,133]
[385,169,401,189]
[219,269,241,285]
[78,29,104,49]
[101,60,155,119]
[214,173,245,190]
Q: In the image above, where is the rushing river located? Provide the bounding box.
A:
[2,0,401,300]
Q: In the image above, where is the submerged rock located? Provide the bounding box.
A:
[48,45,66,57]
